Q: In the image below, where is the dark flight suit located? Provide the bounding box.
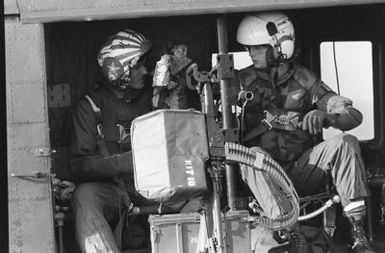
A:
[237,62,370,218]
[70,86,187,252]
[70,86,152,253]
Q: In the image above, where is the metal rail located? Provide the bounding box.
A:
[216,16,237,212]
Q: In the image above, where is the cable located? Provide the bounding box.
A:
[240,100,247,144]
[332,41,341,95]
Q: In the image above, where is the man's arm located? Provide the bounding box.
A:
[302,80,363,134]
[323,95,363,131]
[69,98,133,182]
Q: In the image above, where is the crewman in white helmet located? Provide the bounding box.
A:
[236,12,374,253]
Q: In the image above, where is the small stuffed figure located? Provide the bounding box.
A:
[152,43,193,109]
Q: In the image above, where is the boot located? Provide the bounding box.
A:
[289,224,310,253]
[349,217,375,253]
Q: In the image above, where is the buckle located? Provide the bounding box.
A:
[261,119,273,130]
[262,110,279,130]
[96,123,104,139]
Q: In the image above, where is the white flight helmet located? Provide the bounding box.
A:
[237,12,295,63]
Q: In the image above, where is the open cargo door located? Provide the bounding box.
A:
[5,20,56,253]
[5,1,385,253]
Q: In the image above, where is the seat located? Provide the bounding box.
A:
[298,191,373,241]
[298,190,340,237]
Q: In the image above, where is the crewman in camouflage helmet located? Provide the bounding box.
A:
[69,29,153,253]
[236,12,375,253]
[70,29,186,253]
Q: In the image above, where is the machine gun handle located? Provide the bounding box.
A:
[186,63,219,92]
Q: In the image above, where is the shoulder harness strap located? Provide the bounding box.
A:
[84,94,111,157]
[84,95,103,137]
[84,95,101,113]
[84,95,107,145]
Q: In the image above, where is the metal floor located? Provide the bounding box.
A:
[331,225,385,253]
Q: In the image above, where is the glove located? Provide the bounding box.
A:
[299,109,327,135]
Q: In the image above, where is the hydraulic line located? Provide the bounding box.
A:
[224,142,300,231]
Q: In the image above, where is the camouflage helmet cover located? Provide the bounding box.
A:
[98,29,151,82]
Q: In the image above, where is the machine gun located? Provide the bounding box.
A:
[186,59,237,253]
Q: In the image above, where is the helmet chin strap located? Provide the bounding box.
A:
[110,79,130,91]
[266,41,299,68]
[263,46,292,91]
[110,79,145,103]
[265,46,280,68]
